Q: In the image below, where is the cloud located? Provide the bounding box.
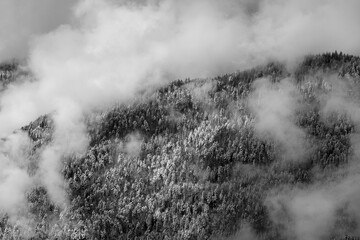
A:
[39,101,88,206]
[248,78,308,161]
[288,189,337,240]
[119,133,144,157]
[265,73,360,240]
[0,0,359,225]
[0,0,77,62]
[2,0,360,70]
[267,173,360,240]
[266,187,335,240]
[0,132,32,215]
[253,0,360,61]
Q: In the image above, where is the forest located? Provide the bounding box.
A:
[1,51,360,239]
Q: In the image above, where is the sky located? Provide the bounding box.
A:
[0,0,359,134]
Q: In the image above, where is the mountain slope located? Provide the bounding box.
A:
[1,52,360,240]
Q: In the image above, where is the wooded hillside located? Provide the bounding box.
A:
[1,52,360,240]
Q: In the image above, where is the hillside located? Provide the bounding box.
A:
[1,52,360,240]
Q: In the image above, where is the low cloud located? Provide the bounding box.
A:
[266,74,360,240]
[0,0,76,62]
[248,78,307,161]
[267,174,360,240]
[0,132,32,216]
[119,132,144,157]
[0,0,359,230]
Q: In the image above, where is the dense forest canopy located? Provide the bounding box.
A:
[0,52,360,239]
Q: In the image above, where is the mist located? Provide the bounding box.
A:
[118,132,144,157]
[248,78,308,161]
[0,0,360,237]
[263,74,360,240]
[267,173,360,240]
[0,132,32,215]
[2,0,360,68]
[0,0,77,62]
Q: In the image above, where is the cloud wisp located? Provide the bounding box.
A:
[248,78,308,161]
